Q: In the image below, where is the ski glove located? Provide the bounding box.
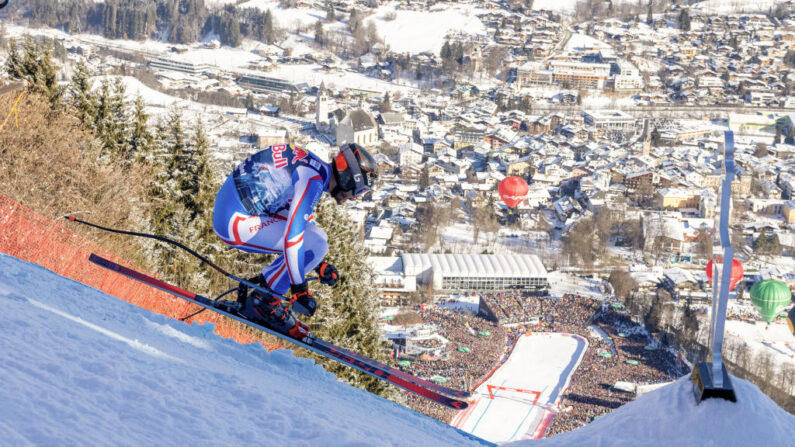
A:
[290,281,316,317]
[315,261,340,287]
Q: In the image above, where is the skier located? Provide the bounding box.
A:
[212,142,378,338]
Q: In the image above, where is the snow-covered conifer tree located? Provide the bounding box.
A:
[68,60,96,129]
[308,197,391,397]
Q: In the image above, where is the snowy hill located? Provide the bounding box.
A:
[528,375,795,447]
[691,0,787,14]
[1,252,793,446]
[0,253,480,447]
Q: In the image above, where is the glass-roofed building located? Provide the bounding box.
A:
[368,254,548,304]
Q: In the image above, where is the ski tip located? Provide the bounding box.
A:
[450,400,469,410]
[88,253,108,266]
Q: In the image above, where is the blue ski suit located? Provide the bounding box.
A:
[213,144,331,295]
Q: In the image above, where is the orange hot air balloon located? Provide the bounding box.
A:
[498,176,529,208]
[706,256,744,291]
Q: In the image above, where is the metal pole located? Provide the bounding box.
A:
[693,130,738,402]
[710,130,736,388]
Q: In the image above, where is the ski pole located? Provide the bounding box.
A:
[66,215,306,301]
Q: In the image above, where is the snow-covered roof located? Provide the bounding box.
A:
[400,253,547,279]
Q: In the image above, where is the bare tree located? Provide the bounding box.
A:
[563,217,597,267]
[608,267,638,300]
[694,229,713,260]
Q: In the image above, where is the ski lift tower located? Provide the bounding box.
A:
[691,130,738,403]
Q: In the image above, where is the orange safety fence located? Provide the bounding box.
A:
[0,192,280,351]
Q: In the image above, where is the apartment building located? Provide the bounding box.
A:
[148,56,211,75]
[582,110,636,133]
[549,60,610,89]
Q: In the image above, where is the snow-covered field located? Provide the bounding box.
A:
[692,0,787,14]
[440,222,554,256]
[565,33,612,52]
[726,319,795,369]
[531,0,639,14]
[366,3,489,55]
[93,75,185,109]
[200,1,327,28]
[1,253,794,446]
[453,333,588,443]
[547,271,606,300]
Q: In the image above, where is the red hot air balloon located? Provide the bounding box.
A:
[706,256,744,291]
[498,176,529,208]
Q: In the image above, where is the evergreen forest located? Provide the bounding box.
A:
[7,0,279,47]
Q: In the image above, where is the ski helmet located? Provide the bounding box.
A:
[331,143,378,197]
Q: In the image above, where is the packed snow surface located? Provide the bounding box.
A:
[0,254,478,447]
[1,252,793,446]
[454,333,588,443]
[527,373,795,447]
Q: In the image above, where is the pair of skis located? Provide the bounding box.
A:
[88,254,470,410]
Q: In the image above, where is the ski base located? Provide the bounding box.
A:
[88,254,469,410]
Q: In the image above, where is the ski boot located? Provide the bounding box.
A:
[241,290,309,340]
[237,275,267,308]
[289,281,317,317]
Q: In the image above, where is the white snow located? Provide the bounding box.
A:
[531,0,639,14]
[453,333,588,443]
[565,33,612,52]
[93,75,183,108]
[190,1,328,28]
[0,253,477,447]
[523,374,795,447]
[547,271,606,300]
[692,0,787,14]
[1,252,793,446]
[725,319,795,369]
[265,63,418,96]
[366,3,488,55]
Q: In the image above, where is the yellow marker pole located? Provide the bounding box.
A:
[0,90,24,133]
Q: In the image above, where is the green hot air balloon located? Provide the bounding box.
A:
[750,280,792,323]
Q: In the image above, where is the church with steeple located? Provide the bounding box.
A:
[315,81,331,131]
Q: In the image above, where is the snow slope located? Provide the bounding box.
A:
[525,374,795,447]
[692,0,787,14]
[0,253,481,447]
[725,319,795,369]
[454,333,588,443]
[92,75,182,108]
[532,0,639,14]
[1,252,793,446]
[367,3,488,55]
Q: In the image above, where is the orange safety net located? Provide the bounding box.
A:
[0,193,280,351]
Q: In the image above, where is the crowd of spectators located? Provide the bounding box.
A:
[544,296,687,436]
[392,306,506,421]
[387,292,686,436]
[412,337,444,348]
[481,292,534,324]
